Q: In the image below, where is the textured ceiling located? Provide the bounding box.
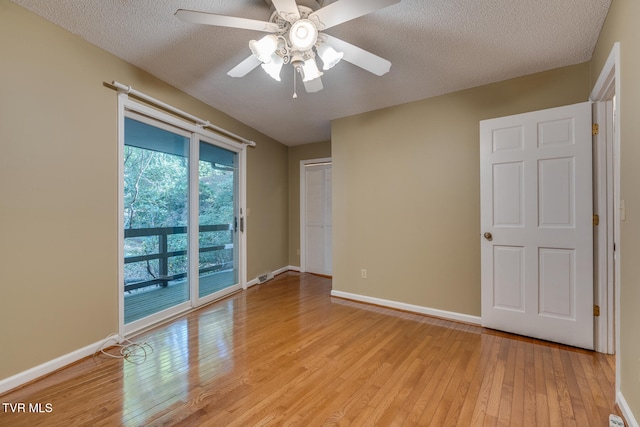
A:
[11,0,611,145]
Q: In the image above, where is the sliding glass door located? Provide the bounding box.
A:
[121,110,244,334]
[123,116,191,325]
[196,141,239,302]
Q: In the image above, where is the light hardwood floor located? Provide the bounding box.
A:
[0,272,623,426]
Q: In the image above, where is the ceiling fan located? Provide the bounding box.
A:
[175,0,400,96]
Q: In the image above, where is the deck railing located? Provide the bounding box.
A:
[124,224,234,291]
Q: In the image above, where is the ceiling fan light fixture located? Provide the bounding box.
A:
[316,43,343,70]
[301,58,323,82]
[261,54,284,81]
[249,35,278,63]
[289,19,318,51]
[176,0,398,95]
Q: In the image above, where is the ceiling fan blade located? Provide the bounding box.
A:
[303,77,324,93]
[227,55,262,78]
[309,0,400,30]
[323,34,391,76]
[175,9,279,32]
[271,0,301,21]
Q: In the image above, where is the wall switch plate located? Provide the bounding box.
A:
[361,269,367,279]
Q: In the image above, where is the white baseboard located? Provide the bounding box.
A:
[330,290,482,325]
[618,391,639,427]
[0,338,110,395]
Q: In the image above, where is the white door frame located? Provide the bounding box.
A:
[590,43,621,366]
[299,157,332,273]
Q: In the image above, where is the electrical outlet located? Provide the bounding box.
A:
[361,269,367,279]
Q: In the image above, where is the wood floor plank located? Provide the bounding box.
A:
[542,346,564,427]
[560,350,591,427]
[510,339,526,426]
[578,351,617,422]
[496,337,517,427]
[550,347,576,427]
[0,272,624,426]
[454,334,497,425]
[534,343,551,427]
[436,333,484,424]
[416,336,466,424]
[522,340,538,427]
[422,335,478,425]
[468,334,503,426]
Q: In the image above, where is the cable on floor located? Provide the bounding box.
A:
[94,333,153,365]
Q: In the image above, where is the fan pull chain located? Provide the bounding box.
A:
[293,70,298,99]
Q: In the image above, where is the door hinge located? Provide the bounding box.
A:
[594,305,600,316]
[593,214,600,226]
[592,123,599,136]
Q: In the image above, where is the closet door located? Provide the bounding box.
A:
[304,162,332,276]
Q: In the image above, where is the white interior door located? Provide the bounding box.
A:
[480,102,593,349]
[303,162,332,275]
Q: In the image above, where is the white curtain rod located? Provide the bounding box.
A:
[111,81,256,147]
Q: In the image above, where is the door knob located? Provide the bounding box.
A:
[483,232,493,241]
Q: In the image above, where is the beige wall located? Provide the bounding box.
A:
[332,63,591,316]
[288,141,332,266]
[0,1,288,380]
[590,0,640,420]
[246,140,289,279]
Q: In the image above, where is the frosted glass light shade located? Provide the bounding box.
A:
[301,58,323,82]
[261,54,284,81]
[249,35,278,63]
[316,43,343,70]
